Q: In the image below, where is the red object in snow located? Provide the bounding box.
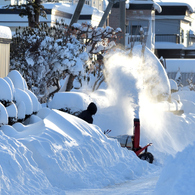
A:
[133,118,152,157]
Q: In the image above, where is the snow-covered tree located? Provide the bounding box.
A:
[4,0,46,27]
[10,22,121,103]
[175,67,183,90]
[187,73,195,91]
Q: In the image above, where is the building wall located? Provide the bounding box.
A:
[155,19,180,34]
[180,20,191,47]
[0,43,10,78]
[108,8,120,30]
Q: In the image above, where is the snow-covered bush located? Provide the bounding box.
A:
[0,70,41,126]
[175,67,183,90]
[10,23,121,103]
[0,102,8,126]
[48,91,92,115]
[186,74,195,91]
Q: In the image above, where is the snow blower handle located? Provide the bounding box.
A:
[104,129,112,134]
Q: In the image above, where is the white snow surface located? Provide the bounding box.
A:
[169,79,178,91]
[7,70,27,90]
[0,78,13,102]
[1,47,195,194]
[53,3,103,17]
[0,25,12,39]
[166,59,195,72]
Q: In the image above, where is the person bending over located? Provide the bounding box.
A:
[78,102,97,124]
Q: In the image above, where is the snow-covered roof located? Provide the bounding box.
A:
[155,42,184,49]
[184,43,195,50]
[129,0,162,13]
[156,2,194,13]
[166,59,195,73]
[0,25,12,39]
[53,3,103,17]
[42,2,62,9]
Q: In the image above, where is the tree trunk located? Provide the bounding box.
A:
[66,74,75,91]
[28,0,40,28]
[119,1,126,47]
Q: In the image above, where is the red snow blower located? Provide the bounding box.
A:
[105,118,154,163]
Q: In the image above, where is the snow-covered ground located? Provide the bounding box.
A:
[1,46,195,195]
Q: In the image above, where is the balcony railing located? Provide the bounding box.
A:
[155,34,180,43]
[125,33,195,49]
[125,34,141,49]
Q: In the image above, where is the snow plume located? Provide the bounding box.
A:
[90,46,170,136]
[90,51,141,136]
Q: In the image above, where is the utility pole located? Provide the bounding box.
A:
[119,0,126,47]
[98,0,115,27]
[69,0,85,26]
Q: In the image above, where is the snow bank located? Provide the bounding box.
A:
[0,108,152,192]
[154,142,195,195]
[0,128,58,194]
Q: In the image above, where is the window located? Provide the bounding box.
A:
[180,29,184,43]
[131,25,141,35]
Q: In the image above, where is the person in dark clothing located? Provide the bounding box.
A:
[78,102,97,124]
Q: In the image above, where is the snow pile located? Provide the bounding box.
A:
[0,129,57,194]
[0,107,152,193]
[154,142,195,195]
[0,69,153,194]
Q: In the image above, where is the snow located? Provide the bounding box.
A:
[0,78,13,103]
[130,0,162,13]
[2,33,195,195]
[156,1,194,13]
[0,103,8,126]
[154,142,195,195]
[155,42,184,49]
[7,70,27,90]
[0,25,12,39]
[5,103,17,118]
[14,88,33,116]
[165,59,195,72]
[169,79,178,91]
[48,91,92,113]
[53,3,103,17]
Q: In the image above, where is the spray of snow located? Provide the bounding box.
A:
[87,45,194,164]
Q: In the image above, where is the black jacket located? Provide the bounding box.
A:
[78,102,97,124]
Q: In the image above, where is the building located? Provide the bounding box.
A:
[155,2,195,58]
[0,25,12,78]
[51,3,103,27]
[0,0,104,33]
[109,0,161,51]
